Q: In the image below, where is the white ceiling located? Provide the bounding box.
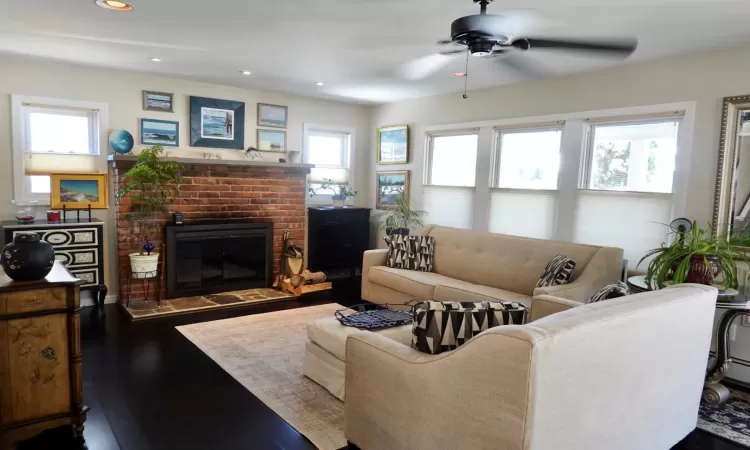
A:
[2,0,750,104]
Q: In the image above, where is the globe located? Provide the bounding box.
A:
[109,129,134,154]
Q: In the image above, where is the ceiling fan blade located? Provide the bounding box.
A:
[397,53,456,81]
[437,39,454,45]
[511,37,637,57]
[439,49,465,56]
[492,54,551,81]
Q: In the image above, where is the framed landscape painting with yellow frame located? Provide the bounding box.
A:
[377,125,409,164]
[50,173,109,209]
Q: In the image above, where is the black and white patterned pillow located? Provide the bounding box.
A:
[535,255,576,288]
[411,301,528,354]
[588,281,630,303]
[384,234,435,272]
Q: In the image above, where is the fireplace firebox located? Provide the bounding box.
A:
[165,222,273,299]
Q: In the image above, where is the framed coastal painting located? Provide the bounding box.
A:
[140,118,179,147]
[189,96,245,149]
[257,129,287,152]
[257,103,288,128]
[142,90,174,113]
[376,170,410,209]
[377,125,409,164]
[50,173,108,209]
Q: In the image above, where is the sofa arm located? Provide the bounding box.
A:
[345,329,534,450]
[530,295,583,322]
[361,249,388,302]
[532,247,623,302]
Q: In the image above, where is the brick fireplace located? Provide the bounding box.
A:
[111,157,308,302]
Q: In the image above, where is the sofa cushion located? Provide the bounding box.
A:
[384,234,436,272]
[307,317,412,361]
[535,255,576,288]
[368,266,463,300]
[433,283,532,307]
[588,281,630,303]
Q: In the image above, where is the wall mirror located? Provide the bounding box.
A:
[713,95,750,240]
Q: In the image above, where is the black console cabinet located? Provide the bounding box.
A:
[307,207,370,278]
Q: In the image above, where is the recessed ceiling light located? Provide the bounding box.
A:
[315,82,325,86]
[452,72,467,77]
[151,57,162,62]
[240,70,252,75]
[95,0,134,11]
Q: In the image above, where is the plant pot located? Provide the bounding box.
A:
[385,227,410,236]
[685,255,721,285]
[129,253,159,279]
[1,233,55,281]
[332,195,346,208]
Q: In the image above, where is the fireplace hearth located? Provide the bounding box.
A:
[165,222,273,299]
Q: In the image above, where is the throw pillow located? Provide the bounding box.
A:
[588,281,630,303]
[411,301,528,355]
[535,255,576,288]
[385,234,435,272]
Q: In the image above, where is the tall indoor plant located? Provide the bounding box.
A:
[638,221,745,289]
[308,178,357,207]
[374,191,426,236]
[115,146,184,276]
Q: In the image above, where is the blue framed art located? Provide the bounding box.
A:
[140,118,179,147]
[189,96,246,149]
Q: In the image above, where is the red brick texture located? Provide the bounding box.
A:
[114,162,308,302]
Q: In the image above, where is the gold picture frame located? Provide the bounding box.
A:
[257,103,288,128]
[142,90,174,113]
[377,125,409,164]
[257,129,287,152]
[50,173,109,210]
[376,170,410,210]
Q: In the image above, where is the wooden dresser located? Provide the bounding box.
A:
[0,262,86,448]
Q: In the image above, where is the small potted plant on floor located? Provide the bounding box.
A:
[308,178,357,207]
[638,221,745,290]
[374,191,426,236]
[116,146,184,277]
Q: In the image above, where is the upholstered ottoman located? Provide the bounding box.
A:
[302,317,412,401]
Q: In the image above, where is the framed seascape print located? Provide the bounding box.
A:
[190,96,246,149]
[257,103,288,128]
[376,170,410,209]
[142,90,174,113]
[377,125,409,164]
[50,173,108,209]
[140,118,179,147]
[257,129,287,152]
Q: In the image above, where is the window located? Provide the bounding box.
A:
[426,133,478,187]
[12,96,104,203]
[584,119,679,193]
[495,127,562,190]
[303,124,354,188]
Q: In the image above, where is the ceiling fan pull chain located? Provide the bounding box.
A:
[463,50,470,99]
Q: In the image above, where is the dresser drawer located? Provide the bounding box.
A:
[68,268,100,288]
[13,228,99,248]
[0,287,68,315]
[55,248,99,268]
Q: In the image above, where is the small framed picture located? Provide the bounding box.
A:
[140,118,179,147]
[257,103,288,128]
[50,173,109,210]
[257,129,287,152]
[376,170,410,209]
[377,125,409,164]
[142,90,174,113]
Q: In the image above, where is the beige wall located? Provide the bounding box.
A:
[0,54,372,296]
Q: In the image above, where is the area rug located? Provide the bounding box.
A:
[698,388,750,447]
[176,303,346,450]
[122,288,295,321]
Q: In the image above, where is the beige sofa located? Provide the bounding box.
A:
[345,284,718,450]
[362,225,624,309]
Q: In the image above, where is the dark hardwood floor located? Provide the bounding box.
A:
[14,281,748,450]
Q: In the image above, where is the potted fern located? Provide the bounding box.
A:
[307,178,357,207]
[374,191,426,236]
[115,146,184,277]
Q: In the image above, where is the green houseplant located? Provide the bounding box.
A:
[374,191,426,236]
[308,178,357,207]
[115,146,184,276]
[638,221,745,290]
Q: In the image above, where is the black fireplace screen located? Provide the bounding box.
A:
[165,222,272,299]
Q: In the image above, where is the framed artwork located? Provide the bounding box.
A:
[377,125,409,164]
[140,118,179,147]
[142,90,174,113]
[50,173,109,209]
[190,96,245,149]
[257,129,287,152]
[257,103,288,128]
[376,170,410,209]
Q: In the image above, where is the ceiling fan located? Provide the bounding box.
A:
[400,0,638,82]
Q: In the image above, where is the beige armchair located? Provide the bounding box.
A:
[345,284,717,450]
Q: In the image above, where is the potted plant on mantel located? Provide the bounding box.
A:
[115,146,184,277]
[307,178,357,208]
[638,221,746,290]
[374,191,426,236]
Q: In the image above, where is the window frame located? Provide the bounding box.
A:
[302,123,356,205]
[492,123,565,190]
[11,95,107,204]
[424,129,480,187]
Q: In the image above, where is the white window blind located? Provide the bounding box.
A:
[489,190,557,239]
[304,127,351,184]
[423,186,474,229]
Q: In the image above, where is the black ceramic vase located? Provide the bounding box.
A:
[1,233,55,281]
